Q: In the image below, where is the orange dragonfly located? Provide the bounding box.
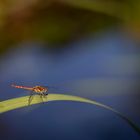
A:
[11,84,48,105]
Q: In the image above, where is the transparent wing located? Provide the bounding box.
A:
[43,85,73,93]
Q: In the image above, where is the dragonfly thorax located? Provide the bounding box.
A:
[33,86,48,94]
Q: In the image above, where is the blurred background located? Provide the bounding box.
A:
[0,0,140,140]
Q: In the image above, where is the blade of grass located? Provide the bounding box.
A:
[0,94,140,135]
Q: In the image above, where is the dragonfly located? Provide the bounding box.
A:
[11,84,48,105]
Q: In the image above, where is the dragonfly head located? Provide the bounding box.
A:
[33,86,48,94]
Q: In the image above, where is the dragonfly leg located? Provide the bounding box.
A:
[39,93,44,103]
[28,92,35,106]
[39,92,48,103]
[43,92,48,98]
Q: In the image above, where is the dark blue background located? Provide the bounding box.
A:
[0,29,140,140]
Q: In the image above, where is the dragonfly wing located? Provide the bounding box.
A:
[44,85,72,93]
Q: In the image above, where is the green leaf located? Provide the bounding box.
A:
[0,94,140,135]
